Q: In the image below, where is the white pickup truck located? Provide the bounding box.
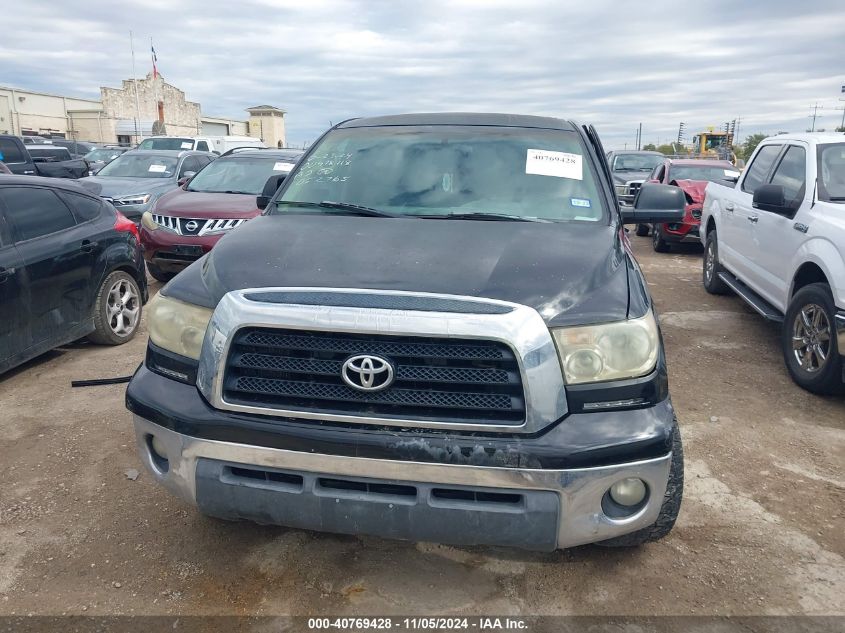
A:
[700,133,845,394]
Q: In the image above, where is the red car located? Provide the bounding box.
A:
[140,149,303,280]
[640,159,740,252]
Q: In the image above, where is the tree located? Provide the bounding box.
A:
[642,143,657,151]
[656,143,684,156]
[740,133,768,160]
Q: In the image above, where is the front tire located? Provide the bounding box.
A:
[782,283,843,395]
[702,230,730,295]
[597,422,684,547]
[88,271,142,345]
[652,224,670,252]
[635,223,650,237]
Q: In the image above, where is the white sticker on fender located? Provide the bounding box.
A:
[526,149,582,180]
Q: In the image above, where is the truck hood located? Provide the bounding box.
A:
[81,176,176,199]
[192,214,630,327]
[153,187,260,218]
[612,169,652,185]
[671,179,708,203]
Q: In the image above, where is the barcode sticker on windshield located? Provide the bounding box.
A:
[526,149,582,180]
[148,164,167,173]
[272,162,295,171]
[180,142,193,149]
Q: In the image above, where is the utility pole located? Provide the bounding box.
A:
[129,31,142,143]
[809,102,822,132]
[637,122,642,150]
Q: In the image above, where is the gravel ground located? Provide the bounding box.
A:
[0,234,842,618]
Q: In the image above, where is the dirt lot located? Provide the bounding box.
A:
[0,234,843,618]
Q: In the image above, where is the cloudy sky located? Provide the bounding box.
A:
[2,0,844,148]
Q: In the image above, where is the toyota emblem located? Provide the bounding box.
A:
[184,220,199,232]
[341,355,395,392]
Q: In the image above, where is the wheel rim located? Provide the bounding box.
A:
[653,226,660,246]
[791,303,831,374]
[704,241,715,283]
[106,278,140,337]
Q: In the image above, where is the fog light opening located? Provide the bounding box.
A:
[602,478,649,519]
[146,434,169,474]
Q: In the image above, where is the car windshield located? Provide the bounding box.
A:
[138,138,195,151]
[613,154,664,171]
[818,143,845,203]
[274,126,605,222]
[84,149,124,162]
[187,156,298,194]
[670,164,740,183]
[96,153,178,178]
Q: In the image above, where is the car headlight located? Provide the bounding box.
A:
[141,211,158,231]
[147,293,213,360]
[116,193,152,205]
[551,312,659,384]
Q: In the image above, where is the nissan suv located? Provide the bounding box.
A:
[126,113,687,551]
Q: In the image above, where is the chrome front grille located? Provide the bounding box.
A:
[151,213,247,236]
[627,181,643,196]
[197,288,569,433]
[223,328,525,424]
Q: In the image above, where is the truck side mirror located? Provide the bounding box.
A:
[620,182,686,224]
[256,174,286,210]
[752,184,790,214]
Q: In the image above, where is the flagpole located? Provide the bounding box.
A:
[130,30,142,144]
[150,36,158,131]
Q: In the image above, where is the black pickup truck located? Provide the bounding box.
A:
[0,135,88,179]
[0,135,37,175]
[126,113,687,551]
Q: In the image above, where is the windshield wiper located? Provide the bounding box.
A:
[276,200,400,217]
[415,212,548,222]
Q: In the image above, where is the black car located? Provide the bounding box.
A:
[126,113,686,552]
[49,139,99,159]
[0,176,148,375]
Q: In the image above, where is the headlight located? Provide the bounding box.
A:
[551,312,659,384]
[147,293,213,360]
[116,193,152,205]
[141,211,158,231]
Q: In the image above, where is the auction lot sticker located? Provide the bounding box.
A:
[526,149,582,180]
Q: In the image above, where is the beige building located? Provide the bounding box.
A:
[247,105,287,148]
[0,75,285,146]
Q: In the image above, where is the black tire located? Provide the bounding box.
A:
[597,422,684,547]
[702,230,730,295]
[147,262,175,283]
[635,223,650,237]
[782,283,844,395]
[88,270,142,345]
[652,224,670,252]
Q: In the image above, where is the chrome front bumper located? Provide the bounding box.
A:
[134,415,673,550]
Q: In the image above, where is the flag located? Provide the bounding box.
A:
[151,43,158,78]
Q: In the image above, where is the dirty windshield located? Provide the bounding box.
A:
[275,126,605,222]
[137,137,195,150]
[96,153,178,178]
